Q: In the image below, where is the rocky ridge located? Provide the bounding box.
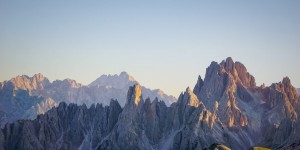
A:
[0,72,176,126]
[0,57,299,150]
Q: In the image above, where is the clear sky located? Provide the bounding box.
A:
[1,0,299,97]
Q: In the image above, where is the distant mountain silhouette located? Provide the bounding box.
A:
[0,72,176,126]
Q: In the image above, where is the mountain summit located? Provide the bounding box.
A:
[89,71,136,89]
[89,72,176,106]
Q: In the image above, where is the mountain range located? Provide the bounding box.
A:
[0,57,300,150]
[0,72,176,126]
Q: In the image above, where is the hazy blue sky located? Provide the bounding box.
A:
[1,0,299,97]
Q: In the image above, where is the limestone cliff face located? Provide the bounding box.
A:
[195,57,250,127]
[256,77,300,148]
[192,57,300,149]
[221,57,256,88]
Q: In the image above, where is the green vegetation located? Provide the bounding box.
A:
[249,146,271,150]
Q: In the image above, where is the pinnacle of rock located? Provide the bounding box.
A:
[126,84,142,106]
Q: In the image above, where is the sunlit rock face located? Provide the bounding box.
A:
[1,57,300,150]
[9,73,51,95]
[111,84,146,150]
[191,57,300,149]
[195,57,251,127]
[126,84,142,106]
[0,72,176,126]
[257,77,300,148]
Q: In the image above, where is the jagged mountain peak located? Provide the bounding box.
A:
[9,73,50,91]
[0,72,176,127]
[193,75,204,96]
[185,86,193,94]
[63,78,82,87]
[194,58,255,127]
[50,78,82,89]
[89,72,176,106]
[32,73,46,80]
[89,72,137,89]
[271,77,299,101]
[12,73,47,82]
[109,99,121,107]
[222,57,235,71]
[126,84,143,106]
[185,87,201,107]
[177,86,201,108]
[194,57,256,105]
[219,57,256,88]
[281,76,294,90]
[119,71,136,81]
